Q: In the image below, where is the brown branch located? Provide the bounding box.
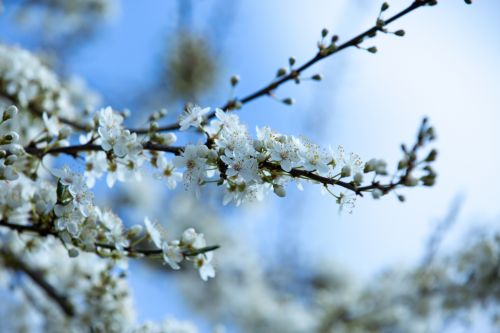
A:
[24,142,183,158]
[131,0,431,134]
[3,1,434,139]
[0,220,219,258]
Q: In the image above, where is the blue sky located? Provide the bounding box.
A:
[1,0,500,330]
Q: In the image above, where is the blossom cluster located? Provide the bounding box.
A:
[172,107,396,210]
[0,44,75,119]
[0,164,216,280]
[0,231,210,333]
[145,217,215,281]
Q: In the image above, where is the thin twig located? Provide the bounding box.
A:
[130,0,430,134]
[0,219,219,258]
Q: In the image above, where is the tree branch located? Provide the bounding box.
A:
[131,0,431,134]
[0,220,219,258]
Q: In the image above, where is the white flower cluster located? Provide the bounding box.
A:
[93,106,145,186]
[83,106,181,189]
[145,218,215,281]
[0,233,206,333]
[0,44,75,119]
[173,108,368,210]
[0,161,216,278]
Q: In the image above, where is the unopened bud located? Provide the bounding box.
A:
[126,225,143,239]
[68,248,79,258]
[3,105,18,121]
[311,74,322,81]
[394,29,405,37]
[341,165,351,177]
[273,184,286,198]
[230,75,240,86]
[288,57,296,66]
[59,126,71,139]
[425,149,437,162]
[282,98,295,105]
[321,28,329,38]
[150,121,159,131]
[367,46,378,54]
[372,189,383,199]
[353,172,363,185]
[404,175,418,187]
[381,2,389,12]
[276,68,287,77]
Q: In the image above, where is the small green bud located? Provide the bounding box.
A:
[282,98,295,105]
[321,28,329,38]
[464,0,472,4]
[273,184,286,198]
[397,194,406,202]
[425,149,438,162]
[150,121,159,131]
[372,189,383,199]
[230,75,240,86]
[341,165,351,178]
[126,225,143,239]
[353,172,363,185]
[404,176,418,187]
[421,175,436,186]
[331,35,339,44]
[381,2,389,12]
[276,68,287,77]
[311,74,322,81]
[288,57,296,66]
[367,46,378,54]
[394,29,405,37]
[234,101,243,109]
[68,248,79,258]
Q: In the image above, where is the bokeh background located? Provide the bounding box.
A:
[1,0,499,331]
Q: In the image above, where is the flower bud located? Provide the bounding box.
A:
[425,149,437,162]
[353,172,363,185]
[276,68,287,77]
[273,184,286,197]
[59,126,71,139]
[312,74,322,81]
[282,98,295,105]
[68,248,79,258]
[394,30,405,37]
[230,75,240,86]
[404,175,418,187]
[127,225,144,239]
[372,189,383,199]
[3,105,18,121]
[341,165,351,177]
